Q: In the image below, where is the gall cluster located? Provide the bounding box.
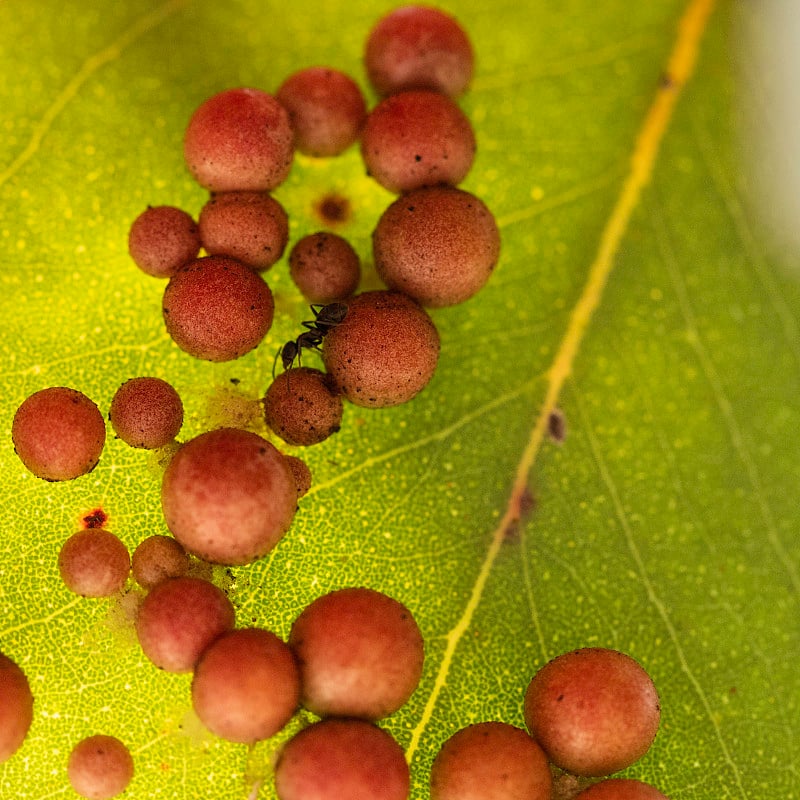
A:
[5,5,670,800]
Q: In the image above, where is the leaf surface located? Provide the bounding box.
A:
[1,1,797,798]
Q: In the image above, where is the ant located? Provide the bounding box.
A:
[272,302,348,378]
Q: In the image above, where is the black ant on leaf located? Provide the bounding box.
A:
[272,302,348,378]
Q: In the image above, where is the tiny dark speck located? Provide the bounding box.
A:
[556,694,564,702]
[414,154,422,162]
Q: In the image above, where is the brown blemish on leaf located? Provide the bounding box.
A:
[503,518,521,543]
[314,193,351,225]
[503,485,536,543]
[102,587,144,648]
[548,407,567,444]
[81,508,108,529]
[519,485,536,519]
[203,384,266,434]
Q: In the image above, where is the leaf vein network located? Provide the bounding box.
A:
[0,596,81,638]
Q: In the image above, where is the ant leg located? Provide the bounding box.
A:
[272,345,282,379]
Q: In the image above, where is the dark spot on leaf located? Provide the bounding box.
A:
[660,71,677,89]
[503,519,520,543]
[504,487,536,543]
[548,408,567,444]
[314,193,351,225]
[519,486,536,520]
[81,508,107,529]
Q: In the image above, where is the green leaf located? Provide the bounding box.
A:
[1,0,797,798]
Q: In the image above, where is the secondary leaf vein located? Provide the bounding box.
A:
[306,382,534,497]
[496,164,624,230]
[689,107,800,374]
[652,200,800,598]
[572,380,748,799]
[0,0,188,189]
